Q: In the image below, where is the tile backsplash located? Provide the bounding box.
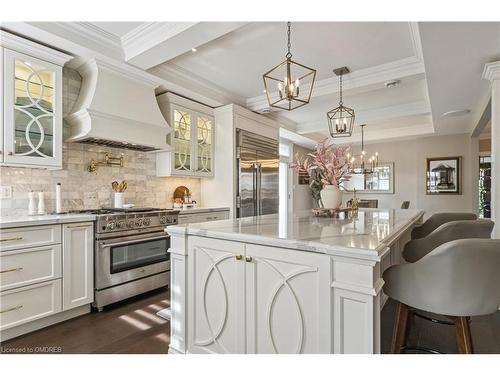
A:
[0,68,201,216]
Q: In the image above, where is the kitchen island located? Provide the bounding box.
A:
[167,208,424,354]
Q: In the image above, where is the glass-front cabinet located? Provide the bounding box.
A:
[156,93,215,177]
[1,33,69,168]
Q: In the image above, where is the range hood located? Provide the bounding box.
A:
[65,59,171,151]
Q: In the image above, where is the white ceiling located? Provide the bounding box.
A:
[3,21,498,145]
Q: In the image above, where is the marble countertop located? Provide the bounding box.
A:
[0,213,96,229]
[168,208,424,258]
[177,207,230,215]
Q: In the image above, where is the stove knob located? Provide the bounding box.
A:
[159,216,167,224]
[117,221,126,229]
[143,218,151,226]
[135,219,143,227]
[106,222,116,230]
[127,221,135,229]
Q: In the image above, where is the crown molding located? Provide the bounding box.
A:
[247,56,426,111]
[150,63,247,107]
[121,22,197,60]
[0,30,72,66]
[408,22,424,61]
[51,22,123,57]
[483,61,500,82]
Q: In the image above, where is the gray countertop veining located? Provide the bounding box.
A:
[168,208,424,259]
[0,213,96,229]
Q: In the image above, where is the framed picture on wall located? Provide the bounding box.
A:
[426,156,461,195]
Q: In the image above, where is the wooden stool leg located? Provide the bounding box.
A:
[453,317,473,354]
[391,302,412,353]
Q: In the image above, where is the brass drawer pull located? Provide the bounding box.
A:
[0,267,23,274]
[67,224,92,229]
[0,305,23,314]
[245,256,253,262]
[235,254,243,260]
[0,237,23,242]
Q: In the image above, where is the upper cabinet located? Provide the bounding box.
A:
[0,31,72,169]
[156,93,215,178]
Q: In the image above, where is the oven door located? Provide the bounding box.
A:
[96,232,170,290]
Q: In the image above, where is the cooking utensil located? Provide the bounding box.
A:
[118,181,127,192]
[112,181,119,192]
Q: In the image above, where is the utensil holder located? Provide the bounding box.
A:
[114,192,124,209]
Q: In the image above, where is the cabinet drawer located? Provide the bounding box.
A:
[178,211,229,224]
[0,225,61,251]
[0,245,62,291]
[0,279,62,330]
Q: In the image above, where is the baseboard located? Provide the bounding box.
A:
[0,304,90,342]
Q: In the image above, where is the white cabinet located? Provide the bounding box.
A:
[187,237,245,354]
[62,222,94,310]
[0,31,71,169]
[156,93,214,177]
[186,238,331,354]
[177,209,230,225]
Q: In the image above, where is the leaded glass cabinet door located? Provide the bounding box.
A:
[195,114,214,176]
[172,107,194,174]
[3,49,62,168]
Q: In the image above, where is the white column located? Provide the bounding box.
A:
[483,61,500,238]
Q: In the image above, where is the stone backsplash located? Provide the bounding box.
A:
[0,68,202,216]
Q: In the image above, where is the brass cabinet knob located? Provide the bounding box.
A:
[245,256,253,262]
[235,254,243,260]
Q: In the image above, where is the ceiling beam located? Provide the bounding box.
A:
[295,100,431,134]
[246,56,426,112]
[332,123,435,145]
[125,22,247,70]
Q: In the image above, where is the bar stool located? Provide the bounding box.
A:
[411,212,477,240]
[403,220,494,263]
[383,239,500,354]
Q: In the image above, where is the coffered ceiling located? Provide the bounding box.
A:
[1,21,498,145]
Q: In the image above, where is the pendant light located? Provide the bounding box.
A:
[262,22,316,111]
[346,124,379,174]
[327,67,355,138]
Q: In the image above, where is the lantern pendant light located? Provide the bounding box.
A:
[327,67,355,138]
[262,22,316,111]
[346,124,380,175]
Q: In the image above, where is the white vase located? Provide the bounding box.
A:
[320,185,343,209]
[114,192,124,209]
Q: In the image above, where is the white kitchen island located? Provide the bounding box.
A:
[167,208,424,354]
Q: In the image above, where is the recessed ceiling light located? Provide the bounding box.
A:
[260,108,272,114]
[191,48,197,52]
[384,80,400,88]
[442,109,471,117]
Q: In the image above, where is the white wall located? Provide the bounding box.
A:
[342,134,479,218]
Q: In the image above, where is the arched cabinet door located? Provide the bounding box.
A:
[2,49,63,168]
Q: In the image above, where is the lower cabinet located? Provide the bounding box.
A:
[62,222,94,310]
[187,237,331,354]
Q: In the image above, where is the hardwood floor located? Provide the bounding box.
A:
[1,288,171,354]
[2,290,500,354]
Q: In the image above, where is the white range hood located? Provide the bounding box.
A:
[65,59,171,151]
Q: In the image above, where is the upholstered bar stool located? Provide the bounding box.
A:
[411,212,477,240]
[383,239,500,354]
[403,220,494,263]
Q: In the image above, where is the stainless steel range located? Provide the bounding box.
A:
[78,207,179,311]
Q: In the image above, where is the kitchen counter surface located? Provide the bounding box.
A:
[0,213,96,229]
[168,208,424,259]
[176,207,230,215]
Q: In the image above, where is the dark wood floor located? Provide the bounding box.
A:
[2,289,500,354]
[1,288,171,354]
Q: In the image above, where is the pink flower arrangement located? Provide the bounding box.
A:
[291,139,352,188]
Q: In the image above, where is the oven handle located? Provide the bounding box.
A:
[100,235,170,248]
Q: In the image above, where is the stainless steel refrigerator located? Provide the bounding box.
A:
[236,129,279,218]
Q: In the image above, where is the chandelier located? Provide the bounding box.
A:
[346,124,379,174]
[262,22,316,111]
[327,67,355,138]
